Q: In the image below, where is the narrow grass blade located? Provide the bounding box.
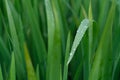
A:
[98,0,109,35]
[21,0,47,79]
[67,19,90,65]
[83,0,89,13]
[5,0,26,79]
[45,0,55,79]
[81,5,87,18]
[0,65,3,80]
[81,30,89,80]
[88,0,93,70]
[36,65,40,80]
[33,0,39,20]
[64,1,79,26]
[45,0,62,80]
[9,52,16,80]
[14,0,21,13]
[89,1,116,80]
[63,32,71,80]
[71,0,82,14]
[8,2,28,77]
[73,55,85,80]
[8,1,25,54]
[51,0,65,67]
[24,43,37,80]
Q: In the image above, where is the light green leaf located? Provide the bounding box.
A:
[88,0,93,70]
[9,52,16,80]
[63,32,71,80]
[24,43,37,80]
[45,0,62,80]
[67,19,90,65]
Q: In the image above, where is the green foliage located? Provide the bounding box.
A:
[89,1,116,80]
[0,0,119,80]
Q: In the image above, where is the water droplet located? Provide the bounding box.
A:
[77,30,79,33]
[70,53,72,56]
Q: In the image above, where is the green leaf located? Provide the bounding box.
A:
[36,64,40,80]
[5,0,26,79]
[67,19,90,65]
[21,0,47,79]
[81,5,87,18]
[89,1,116,80]
[9,52,16,80]
[88,0,93,71]
[45,0,62,80]
[24,43,37,80]
[63,32,71,80]
[45,0,55,80]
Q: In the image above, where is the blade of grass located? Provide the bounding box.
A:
[14,0,21,13]
[39,0,47,39]
[51,0,65,72]
[64,1,79,26]
[67,19,90,65]
[8,1,25,55]
[98,0,109,36]
[88,0,93,70]
[24,43,37,80]
[33,0,39,19]
[36,64,40,80]
[83,0,89,13]
[73,54,85,80]
[45,0,62,80]
[9,52,16,80]
[63,32,71,80]
[5,0,26,79]
[8,2,28,77]
[89,1,116,80]
[71,0,82,15]
[82,1,94,80]
[21,0,47,79]
[45,0,55,79]
[81,5,87,18]
[81,30,89,80]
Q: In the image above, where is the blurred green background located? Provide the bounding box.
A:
[0,0,120,80]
